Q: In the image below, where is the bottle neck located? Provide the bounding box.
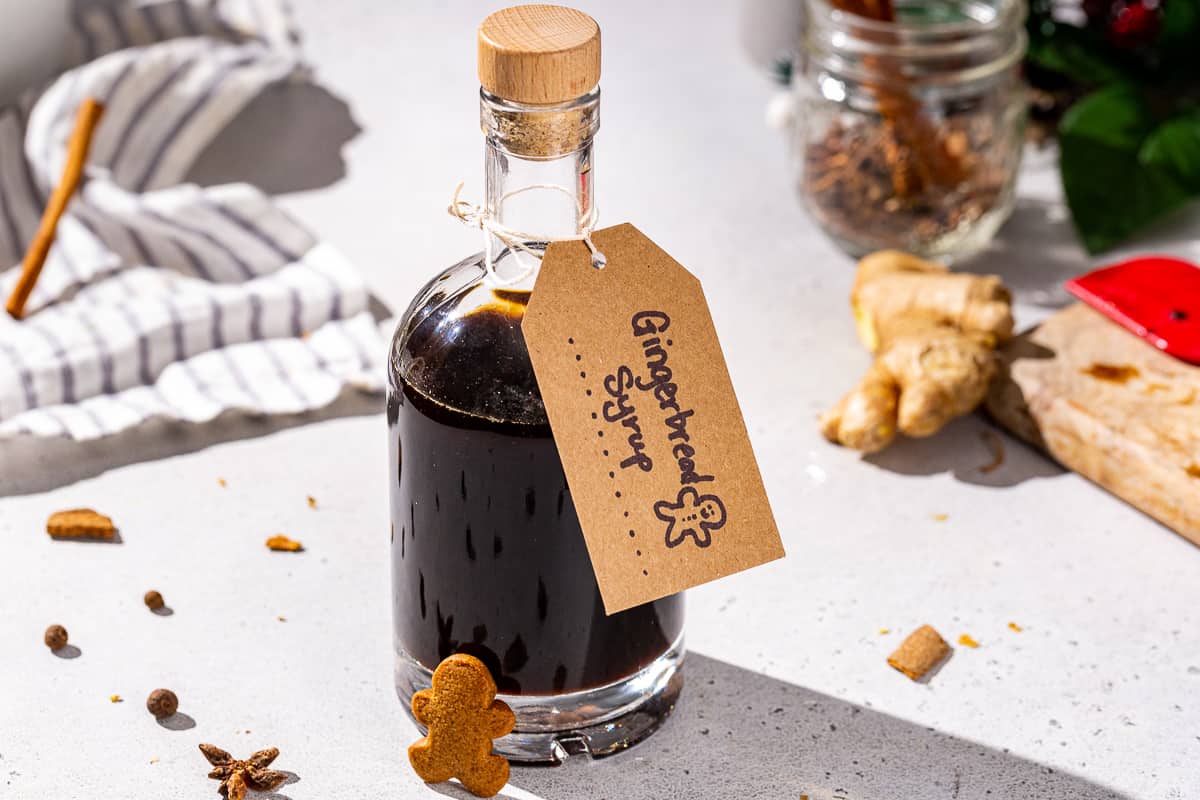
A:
[480,89,599,286]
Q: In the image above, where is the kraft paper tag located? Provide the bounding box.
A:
[524,223,784,614]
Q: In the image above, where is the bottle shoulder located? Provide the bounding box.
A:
[389,252,546,426]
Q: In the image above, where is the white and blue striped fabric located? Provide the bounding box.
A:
[0,0,385,441]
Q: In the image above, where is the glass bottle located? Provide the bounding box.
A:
[387,6,684,764]
[795,0,1028,260]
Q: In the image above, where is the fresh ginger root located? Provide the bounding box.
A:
[820,250,1014,453]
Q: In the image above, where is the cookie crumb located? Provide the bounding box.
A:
[307,495,317,509]
[217,478,227,487]
[878,628,890,635]
[47,509,116,540]
[1008,621,1023,632]
[110,694,123,703]
[277,615,287,622]
[149,757,159,765]
[931,513,949,522]
[887,625,951,681]
[958,633,980,648]
[266,534,303,552]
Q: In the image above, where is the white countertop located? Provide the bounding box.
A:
[2,2,1198,798]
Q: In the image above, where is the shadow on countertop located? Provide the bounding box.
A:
[156,711,196,731]
[0,386,382,497]
[503,652,1131,800]
[186,79,362,195]
[862,415,1065,489]
[961,194,1200,311]
[962,197,1088,309]
[51,644,82,659]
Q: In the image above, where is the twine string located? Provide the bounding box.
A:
[448,181,601,287]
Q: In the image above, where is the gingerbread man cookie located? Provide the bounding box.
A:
[408,653,515,798]
[654,486,727,549]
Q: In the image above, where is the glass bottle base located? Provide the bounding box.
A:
[395,634,685,764]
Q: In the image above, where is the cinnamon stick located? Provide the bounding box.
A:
[5,97,104,320]
[829,0,965,196]
[837,0,895,20]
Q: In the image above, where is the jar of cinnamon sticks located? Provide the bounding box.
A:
[796,0,1027,260]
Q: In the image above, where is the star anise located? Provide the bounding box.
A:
[199,743,289,800]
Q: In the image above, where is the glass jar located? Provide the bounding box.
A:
[387,84,685,763]
[795,0,1027,260]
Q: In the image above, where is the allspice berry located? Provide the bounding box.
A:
[144,590,165,611]
[146,688,179,719]
[44,624,69,651]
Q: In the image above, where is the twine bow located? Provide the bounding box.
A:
[448,182,602,286]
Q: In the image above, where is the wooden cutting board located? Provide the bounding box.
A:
[986,302,1200,546]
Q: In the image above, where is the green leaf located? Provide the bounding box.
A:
[1153,0,1200,88]
[1059,85,1194,253]
[1060,83,1157,148]
[1024,23,1127,86]
[1160,0,1200,46]
[1140,110,1200,191]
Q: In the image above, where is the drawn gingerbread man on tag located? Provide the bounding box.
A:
[408,653,515,798]
[654,486,727,549]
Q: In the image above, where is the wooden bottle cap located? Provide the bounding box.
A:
[478,5,601,105]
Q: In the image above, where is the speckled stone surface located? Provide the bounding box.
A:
[2,2,1199,799]
[511,654,1133,800]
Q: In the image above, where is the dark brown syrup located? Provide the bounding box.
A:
[388,290,683,695]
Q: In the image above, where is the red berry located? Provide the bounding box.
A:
[1109,0,1163,48]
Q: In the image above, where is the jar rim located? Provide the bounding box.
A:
[802,0,1027,88]
[806,0,1023,38]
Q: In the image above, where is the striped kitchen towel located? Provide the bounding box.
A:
[0,0,386,441]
